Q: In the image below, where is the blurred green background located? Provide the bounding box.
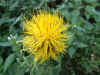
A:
[0,0,100,75]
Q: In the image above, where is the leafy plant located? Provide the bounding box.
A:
[0,0,100,75]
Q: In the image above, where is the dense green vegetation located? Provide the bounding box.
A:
[0,0,100,75]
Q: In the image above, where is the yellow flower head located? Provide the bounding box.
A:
[22,10,69,63]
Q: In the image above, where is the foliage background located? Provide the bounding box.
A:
[0,0,100,75]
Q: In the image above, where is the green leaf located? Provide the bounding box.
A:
[71,10,80,24]
[9,1,19,11]
[8,63,25,75]
[0,56,3,73]
[78,42,88,48]
[0,42,11,46]
[96,38,100,43]
[46,0,56,2]
[84,0,97,3]
[0,0,6,7]
[0,56,3,65]
[0,17,9,26]
[68,47,76,58]
[3,54,16,72]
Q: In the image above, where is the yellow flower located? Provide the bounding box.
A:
[22,10,69,63]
